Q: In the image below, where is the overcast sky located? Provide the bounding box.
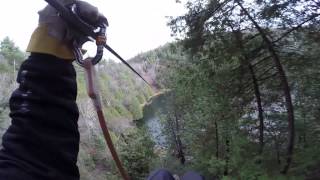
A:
[0,0,186,60]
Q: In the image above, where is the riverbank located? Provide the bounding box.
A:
[135,89,171,147]
[140,89,171,109]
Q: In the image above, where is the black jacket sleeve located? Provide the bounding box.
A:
[0,53,80,180]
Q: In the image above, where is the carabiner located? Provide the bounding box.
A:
[75,26,107,67]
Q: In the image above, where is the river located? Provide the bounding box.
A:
[137,92,171,147]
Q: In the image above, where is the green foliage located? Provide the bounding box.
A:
[140,0,320,179]
[105,107,121,118]
[0,37,25,66]
[119,128,155,180]
[137,94,146,104]
[76,58,152,121]
[127,97,143,120]
[114,105,131,117]
[0,61,10,72]
[2,0,320,179]
[74,59,154,179]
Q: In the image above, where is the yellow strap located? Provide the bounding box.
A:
[26,25,75,60]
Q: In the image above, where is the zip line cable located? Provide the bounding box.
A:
[104,44,151,86]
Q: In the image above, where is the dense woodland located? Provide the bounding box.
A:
[1,0,320,179]
[148,0,320,179]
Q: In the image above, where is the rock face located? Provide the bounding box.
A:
[127,44,177,93]
[130,60,161,92]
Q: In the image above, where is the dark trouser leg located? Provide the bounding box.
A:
[147,169,204,180]
[147,169,175,180]
[181,171,204,180]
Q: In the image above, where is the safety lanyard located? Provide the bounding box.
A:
[84,59,130,180]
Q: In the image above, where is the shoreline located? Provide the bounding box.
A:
[132,89,171,122]
[140,89,171,109]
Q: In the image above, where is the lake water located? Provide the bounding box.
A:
[138,93,171,147]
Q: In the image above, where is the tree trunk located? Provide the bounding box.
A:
[224,138,230,176]
[215,120,219,158]
[174,110,185,164]
[248,64,264,154]
[233,30,265,154]
[302,110,307,147]
[168,108,185,165]
[275,138,281,165]
[237,1,295,174]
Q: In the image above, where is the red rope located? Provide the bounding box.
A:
[84,59,130,180]
[96,110,130,180]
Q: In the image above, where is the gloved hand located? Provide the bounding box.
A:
[76,1,108,27]
[26,0,108,60]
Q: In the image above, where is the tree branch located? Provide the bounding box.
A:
[273,13,320,44]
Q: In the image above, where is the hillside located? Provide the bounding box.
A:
[0,37,156,180]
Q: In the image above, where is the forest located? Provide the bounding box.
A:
[1,0,320,179]
[148,0,320,179]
